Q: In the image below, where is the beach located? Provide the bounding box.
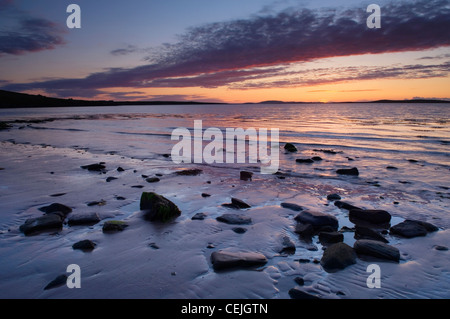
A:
[0,102,449,299]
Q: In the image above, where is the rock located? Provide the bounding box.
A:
[232,227,247,234]
[117,167,125,172]
[390,219,438,238]
[434,245,448,251]
[355,225,389,243]
[288,288,321,299]
[216,214,252,225]
[87,199,106,207]
[327,194,341,201]
[210,250,267,271]
[240,171,253,181]
[279,235,296,254]
[191,212,207,220]
[336,167,359,176]
[296,158,314,164]
[38,203,72,218]
[81,163,106,172]
[20,214,63,235]
[349,209,391,225]
[353,239,400,262]
[334,201,361,211]
[311,156,323,161]
[44,274,67,290]
[319,231,344,244]
[148,243,160,249]
[294,210,338,231]
[222,198,251,209]
[280,202,303,212]
[386,166,398,170]
[67,213,101,226]
[72,239,96,251]
[175,169,202,176]
[115,196,126,201]
[106,177,118,182]
[102,220,128,232]
[320,242,357,272]
[294,277,305,286]
[50,193,66,197]
[294,223,315,238]
[146,177,160,183]
[201,193,211,198]
[131,185,144,189]
[284,143,297,152]
[140,192,181,222]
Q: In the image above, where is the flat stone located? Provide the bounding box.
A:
[81,163,106,172]
[336,167,359,176]
[319,231,344,244]
[280,202,303,212]
[102,220,128,232]
[72,239,96,251]
[38,203,72,218]
[296,158,314,164]
[353,239,400,262]
[146,177,160,183]
[216,214,252,225]
[232,227,247,234]
[68,213,101,226]
[44,274,68,290]
[294,210,338,230]
[19,214,63,235]
[222,198,251,209]
[211,250,267,271]
[349,209,391,225]
[175,169,202,176]
[320,242,357,272]
[355,225,389,243]
[390,219,438,238]
[191,212,207,220]
[334,201,362,211]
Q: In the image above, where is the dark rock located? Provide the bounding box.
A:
[191,212,207,220]
[210,250,267,271]
[232,227,247,234]
[313,149,339,154]
[355,225,389,243]
[131,185,144,189]
[201,193,211,198]
[434,245,448,251]
[311,156,323,161]
[141,174,148,178]
[334,201,361,211]
[280,202,303,212]
[140,192,181,222]
[175,169,202,176]
[81,163,106,172]
[72,239,96,251]
[339,226,355,232]
[353,239,400,262]
[279,235,296,254]
[298,258,310,263]
[284,143,297,152]
[408,159,419,163]
[319,231,344,244]
[336,167,359,176]
[349,209,391,225]
[294,223,315,238]
[294,277,305,286]
[115,196,126,201]
[289,288,321,299]
[390,219,438,238]
[146,177,160,183]
[106,176,118,182]
[148,243,160,249]
[296,158,314,164]
[117,167,125,172]
[327,194,341,201]
[44,274,67,290]
[222,198,251,209]
[102,220,128,232]
[216,214,252,225]
[68,213,101,226]
[50,193,66,197]
[20,214,63,235]
[87,199,106,206]
[386,166,398,170]
[320,242,357,272]
[39,203,72,217]
[294,210,338,231]
[207,243,215,249]
[240,171,253,181]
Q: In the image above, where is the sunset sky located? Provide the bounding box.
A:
[1,0,449,103]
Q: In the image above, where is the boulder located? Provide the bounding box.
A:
[72,239,96,251]
[38,203,72,218]
[320,242,357,272]
[140,192,181,222]
[349,209,391,225]
[353,239,400,262]
[355,225,389,243]
[68,213,101,226]
[319,231,344,244]
[390,219,438,238]
[102,220,128,232]
[280,202,303,212]
[294,210,338,231]
[211,250,267,271]
[294,223,315,238]
[216,214,252,225]
[284,143,297,152]
[20,214,63,235]
[336,167,359,176]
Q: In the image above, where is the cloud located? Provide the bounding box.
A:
[0,3,66,56]
[110,45,140,56]
[2,0,450,98]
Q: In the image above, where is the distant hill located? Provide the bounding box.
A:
[0,90,223,108]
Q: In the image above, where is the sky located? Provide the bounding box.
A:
[0,0,449,103]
